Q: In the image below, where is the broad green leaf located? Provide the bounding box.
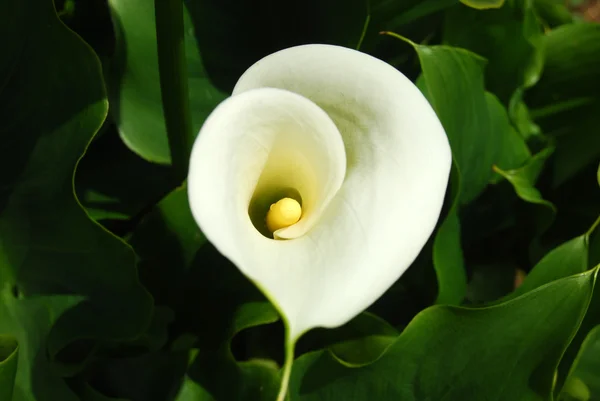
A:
[411,43,494,304]
[498,215,600,391]
[107,0,227,164]
[0,0,153,397]
[399,38,531,304]
[412,44,526,203]
[0,335,18,400]
[288,270,596,400]
[130,187,281,400]
[0,294,83,401]
[443,0,544,103]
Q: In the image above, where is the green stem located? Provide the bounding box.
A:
[154,0,193,183]
[276,335,295,401]
[586,214,600,238]
[356,14,371,51]
[528,96,595,120]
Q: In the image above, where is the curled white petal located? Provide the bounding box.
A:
[189,44,451,340]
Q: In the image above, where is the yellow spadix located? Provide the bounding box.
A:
[266,197,302,233]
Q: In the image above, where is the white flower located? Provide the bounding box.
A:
[187,44,451,343]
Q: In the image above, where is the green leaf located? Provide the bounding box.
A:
[561,325,600,401]
[556,218,600,392]
[525,25,600,187]
[412,48,486,305]
[0,0,153,396]
[298,312,399,367]
[443,0,544,103]
[532,0,573,28]
[495,215,600,392]
[432,195,466,304]
[494,146,552,200]
[508,89,543,141]
[180,301,281,401]
[413,44,526,203]
[75,128,173,222]
[172,360,213,401]
[0,294,83,401]
[106,0,227,164]
[506,234,589,300]
[487,92,532,175]
[523,24,600,190]
[527,23,600,107]
[493,147,556,235]
[0,335,18,400]
[288,269,596,400]
[461,0,505,10]
[129,186,205,307]
[130,186,281,400]
[394,37,531,304]
[107,0,369,164]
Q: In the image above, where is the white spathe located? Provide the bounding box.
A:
[188,44,451,341]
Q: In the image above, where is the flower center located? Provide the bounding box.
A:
[266,197,302,233]
[248,187,303,239]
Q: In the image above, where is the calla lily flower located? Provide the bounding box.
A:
[188,44,450,346]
